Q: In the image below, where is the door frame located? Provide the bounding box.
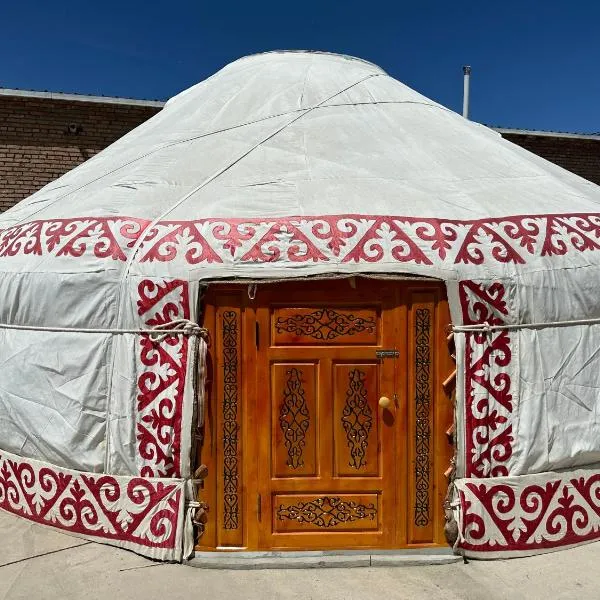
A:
[195,277,453,551]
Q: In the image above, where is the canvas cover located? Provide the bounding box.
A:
[2,51,600,559]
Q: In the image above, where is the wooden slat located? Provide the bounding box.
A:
[195,299,216,549]
[433,295,455,546]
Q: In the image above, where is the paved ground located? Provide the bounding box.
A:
[1,510,598,600]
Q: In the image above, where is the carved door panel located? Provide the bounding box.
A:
[255,280,402,549]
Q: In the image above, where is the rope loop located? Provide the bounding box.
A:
[149,319,208,343]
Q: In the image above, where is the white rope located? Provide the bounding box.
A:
[0,318,208,342]
[453,316,600,334]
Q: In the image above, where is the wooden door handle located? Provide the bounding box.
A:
[379,396,393,409]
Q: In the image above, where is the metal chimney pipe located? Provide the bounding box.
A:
[462,65,471,119]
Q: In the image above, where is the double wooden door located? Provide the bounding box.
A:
[198,278,452,551]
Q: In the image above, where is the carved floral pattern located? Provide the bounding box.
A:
[459,281,513,478]
[341,369,373,469]
[136,279,190,478]
[0,449,182,560]
[275,309,376,340]
[277,496,377,528]
[414,308,431,526]
[279,368,310,469]
[3,213,600,266]
[222,310,240,529]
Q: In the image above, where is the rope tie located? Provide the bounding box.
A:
[149,319,208,342]
[0,319,209,340]
[453,315,600,334]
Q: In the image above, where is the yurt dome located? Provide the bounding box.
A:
[2,50,600,561]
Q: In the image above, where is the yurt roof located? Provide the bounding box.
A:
[2,50,600,286]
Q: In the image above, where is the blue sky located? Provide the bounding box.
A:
[2,0,599,132]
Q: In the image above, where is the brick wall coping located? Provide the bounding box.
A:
[493,127,600,141]
[0,88,165,108]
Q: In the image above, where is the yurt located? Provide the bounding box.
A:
[2,51,600,562]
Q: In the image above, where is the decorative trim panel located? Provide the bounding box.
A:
[222,310,240,530]
[3,213,600,266]
[279,367,310,469]
[274,308,377,344]
[275,495,378,531]
[136,279,190,478]
[0,449,184,561]
[459,281,513,478]
[456,469,600,558]
[414,308,432,526]
[341,369,373,469]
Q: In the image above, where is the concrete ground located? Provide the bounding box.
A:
[1,511,598,600]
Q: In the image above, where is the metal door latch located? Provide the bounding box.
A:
[376,349,400,359]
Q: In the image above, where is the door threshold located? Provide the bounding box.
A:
[185,548,461,570]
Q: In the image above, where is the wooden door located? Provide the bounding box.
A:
[255,280,402,549]
[196,278,453,551]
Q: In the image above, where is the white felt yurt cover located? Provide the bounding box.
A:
[2,51,600,560]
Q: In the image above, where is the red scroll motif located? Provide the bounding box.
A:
[459,281,513,478]
[2,213,600,266]
[0,217,148,260]
[0,450,182,559]
[136,279,190,478]
[457,470,600,556]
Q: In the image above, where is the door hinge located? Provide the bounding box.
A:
[257,493,262,522]
[255,322,260,348]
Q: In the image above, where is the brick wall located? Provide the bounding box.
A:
[502,133,600,186]
[0,95,161,212]
[1,92,599,214]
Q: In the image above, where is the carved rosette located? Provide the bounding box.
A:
[275,308,376,340]
[341,369,373,469]
[414,308,432,526]
[277,496,377,528]
[222,310,239,530]
[279,368,310,469]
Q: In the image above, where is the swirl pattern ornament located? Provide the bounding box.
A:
[279,368,310,469]
[277,496,377,528]
[456,469,600,558]
[2,213,600,266]
[341,369,373,469]
[459,281,513,478]
[275,309,376,340]
[414,308,431,526]
[136,279,190,478]
[0,449,183,561]
[222,310,240,529]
